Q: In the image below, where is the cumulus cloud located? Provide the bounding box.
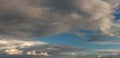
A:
[0,0,119,39]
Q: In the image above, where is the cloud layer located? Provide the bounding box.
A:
[0,0,119,39]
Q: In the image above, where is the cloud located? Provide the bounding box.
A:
[92,49,120,57]
[93,41,120,45]
[5,49,23,55]
[0,39,81,56]
[103,0,120,6]
[0,39,47,50]
[95,49,120,54]
[0,0,119,40]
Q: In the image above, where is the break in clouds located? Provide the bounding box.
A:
[0,0,120,38]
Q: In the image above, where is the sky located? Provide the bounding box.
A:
[0,0,120,58]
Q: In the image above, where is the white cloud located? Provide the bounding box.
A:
[5,49,23,55]
[26,50,49,56]
[0,39,80,56]
[0,39,47,50]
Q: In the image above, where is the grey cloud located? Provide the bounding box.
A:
[92,39,120,45]
[29,0,77,13]
[103,0,120,6]
[95,49,120,54]
[0,0,71,37]
[0,0,119,39]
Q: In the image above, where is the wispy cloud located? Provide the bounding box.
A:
[95,49,120,55]
[93,40,120,45]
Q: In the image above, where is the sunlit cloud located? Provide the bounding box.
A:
[0,39,81,57]
[0,39,47,49]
